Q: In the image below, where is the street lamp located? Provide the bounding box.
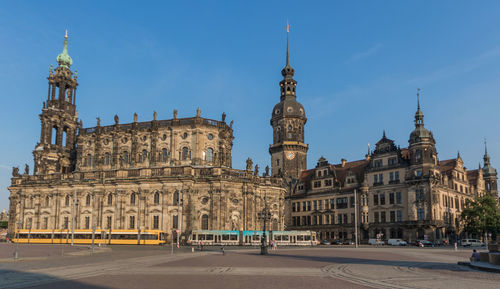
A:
[258,206,272,255]
[14,220,22,260]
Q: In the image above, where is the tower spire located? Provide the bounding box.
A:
[286,20,290,66]
[57,29,73,69]
[417,88,420,110]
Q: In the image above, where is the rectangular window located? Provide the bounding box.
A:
[343,214,348,224]
[307,201,311,211]
[314,200,317,211]
[395,171,399,180]
[379,173,383,183]
[390,172,394,181]
[397,210,402,222]
[292,203,296,212]
[63,216,69,229]
[303,202,306,211]
[325,214,329,224]
[381,211,386,223]
[417,208,425,220]
[330,199,335,209]
[85,216,90,229]
[173,215,178,229]
[350,196,354,208]
[351,213,355,224]
[373,194,379,205]
[337,214,342,224]
[107,216,112,229]
[324,179,332,186]
[128,216,135,229]
[153,216,159,229]
[318,200,322,210]
[374,212,379,223]
[43,217,48,229]
[374,174,378,184]
[380,193,386,205]
[389,193,394,205]
[390,211,395,222]
[396,192,402,204]
[336,197,348,209]
[314,181,321,188]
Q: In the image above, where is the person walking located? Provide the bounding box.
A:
[470,249,480,262]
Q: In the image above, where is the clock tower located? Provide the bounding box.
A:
[269,25,308,182]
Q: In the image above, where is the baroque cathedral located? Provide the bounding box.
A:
[8,29,499,244]
[7,32,286,240]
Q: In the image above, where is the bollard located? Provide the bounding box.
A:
[454,242,457,251]
[192,247,194,253]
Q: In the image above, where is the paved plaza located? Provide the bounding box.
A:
[0,244,499,289]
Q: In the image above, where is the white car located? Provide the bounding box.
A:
[461,239,485,247]
[368,239,385,245]
[388,239,407,246]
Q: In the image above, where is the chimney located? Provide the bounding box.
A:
[341,158,347,167]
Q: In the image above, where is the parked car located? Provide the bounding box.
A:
[388,239,407,246]
[368,239,385,245]
[343,240,355,245]
[416,240,434,247]
[332,239,343,245]
[320,240,331,245]
[461,239,485,247]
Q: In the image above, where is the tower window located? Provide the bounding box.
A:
[206,148,214,162]
[86,194,91,206]
[107,194,113,206]
[104,152,111,165]
[161,148,168,162]
[182,147,189,160]
[276,159,280,166]
[51,127,57,145]
[154,191,160,205]
[123,151,129,164]
[130,193,136,205]
[62,129,67,147]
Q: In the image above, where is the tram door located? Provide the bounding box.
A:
[292,236,296,244]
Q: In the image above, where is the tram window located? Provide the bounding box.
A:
[305,235,311,241]
[297,236,304,241]
[222,234,230,241]
[230,234,238,241]
[252,235,260,241]
[282,235,289,241]
[275,235,282,241]
[206,234,214,240]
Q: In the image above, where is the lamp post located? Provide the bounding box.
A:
[14,220,22,260]
[258,206,272,255]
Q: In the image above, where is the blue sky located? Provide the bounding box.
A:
[1,1,500,210]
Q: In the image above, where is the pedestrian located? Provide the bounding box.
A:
[200,240,204,251]
[221,246,225,256]
[470,249,480,262]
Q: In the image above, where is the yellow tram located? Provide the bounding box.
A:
[12,229,166,245]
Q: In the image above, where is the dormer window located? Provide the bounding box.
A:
[317,171,322,177]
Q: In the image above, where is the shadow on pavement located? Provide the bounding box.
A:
[0,269,111,289]
[242,251,468,271]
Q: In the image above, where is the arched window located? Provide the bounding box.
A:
[154,191,160,205]
[123,151,129,164]
[107,194,113,206]
[130,193,136,205]
[206,148,214,162]
[51,127,57,145]
[141,150,148,163]
[65,195,70,206]
[86,194,91,206]
[45,196,50,207]
[415,149,422,161]
[104,152,111,165]
[182,147,189,160]
[161,148,168,162]
[173,191,179,205]
[62,129,67,147]
[86,154,92,167]
[201,214,209,230]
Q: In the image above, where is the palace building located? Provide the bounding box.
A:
[7,33,286,241]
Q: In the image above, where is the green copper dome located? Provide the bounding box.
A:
[56,31,73,68]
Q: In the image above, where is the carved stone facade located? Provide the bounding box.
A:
[8,33,286,241]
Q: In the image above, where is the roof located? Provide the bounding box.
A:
[299,159,369,187]
[467,169,479,186]
[439,159,457,176]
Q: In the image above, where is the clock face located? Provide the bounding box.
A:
[286,151,295,160]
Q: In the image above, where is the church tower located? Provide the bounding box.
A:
[408,89,438,176]
[33,31,79,175]
[269,24,308,182]
[482,141,498,196]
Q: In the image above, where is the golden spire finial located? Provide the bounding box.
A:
[65,29,68,39]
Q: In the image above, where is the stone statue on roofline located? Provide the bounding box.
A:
[24,164,29,175]
[246,158,253,171]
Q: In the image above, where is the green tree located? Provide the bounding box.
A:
[0,220,7,229]
[461,194,500,240]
